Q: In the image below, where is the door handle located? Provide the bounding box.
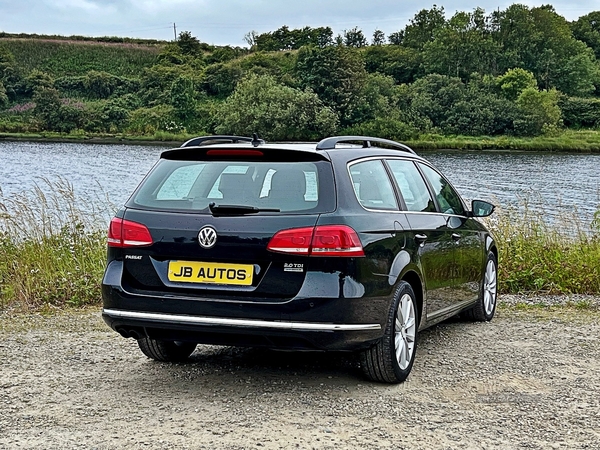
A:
[415,234,428,247]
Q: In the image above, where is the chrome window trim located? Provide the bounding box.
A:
[346,157,401,213]
[103,309,382,332]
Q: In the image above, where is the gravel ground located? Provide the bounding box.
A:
[1,295,599,450]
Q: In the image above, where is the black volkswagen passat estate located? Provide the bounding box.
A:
[102,135,497,383]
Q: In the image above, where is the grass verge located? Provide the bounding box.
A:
[0,179,109,310]
[1,182,599,311]
[2,130,600,152]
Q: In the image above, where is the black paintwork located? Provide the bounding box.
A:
[102,138,497,351]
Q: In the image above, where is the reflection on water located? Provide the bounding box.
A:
[1,142,599,225]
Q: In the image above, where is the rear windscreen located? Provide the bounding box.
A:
[128,160,335,213]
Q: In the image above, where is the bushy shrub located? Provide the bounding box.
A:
[23,69,54,96]
[126,104,179,134]
[0,81,8,109]
[32,87,86,132]
[215,75,338,140]
[514,88,562,136]
[202,62,244,97]
[442,94,518,135]
[295,45,367,127]
[558,96,600,128]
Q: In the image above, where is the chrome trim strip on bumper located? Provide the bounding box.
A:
[103,309,382,332]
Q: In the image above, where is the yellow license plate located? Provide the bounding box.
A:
[168,261,254,285]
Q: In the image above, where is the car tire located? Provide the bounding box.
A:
[137,337,197,362]
[464,251,498,322]
[360,281,418,383]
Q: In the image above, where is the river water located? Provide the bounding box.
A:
[1,141,599,226]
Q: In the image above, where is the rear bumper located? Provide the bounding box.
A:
[102,307,382,351]
[103,308,381,332]
[102,287,388,351]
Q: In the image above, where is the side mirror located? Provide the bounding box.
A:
[471,200,495,217]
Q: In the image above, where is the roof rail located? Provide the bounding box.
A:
[316,136,416,154]
[180,135,265,148]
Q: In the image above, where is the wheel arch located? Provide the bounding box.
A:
[400,270,424,328]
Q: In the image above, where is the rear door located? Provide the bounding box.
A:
[385,159,456,318]
[119,150,335,303]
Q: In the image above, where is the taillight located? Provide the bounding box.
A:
[107,218,153,248]
[266,227,313,255]
[310,225,364,256]
[267,225,364,257]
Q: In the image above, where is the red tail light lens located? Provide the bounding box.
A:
[107,218,153,248]
[310,225,364,256]
[267,225,364,257]
[266,227,314,255]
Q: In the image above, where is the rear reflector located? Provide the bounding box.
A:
[267,225,364,257]
[108,218,153,248]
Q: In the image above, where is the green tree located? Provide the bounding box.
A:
[554,46,599,97]
[492,5,597,92]
[295,45,367,126]
[401,5,446,50]
[33,87,85,132]
[408,74,467,127]
[177,31,202,55]
[170,76,196,121]
[363,45,421,84]
[514,87,561,135]
[423,8,500,79]
[571,11,600,59]
[388,31,404,45]
[343,27,368,48]
[0,45,20,99]
[215,75,338,140]
[496,68,537,101]
[372,30,386,45]
[202,62,244,97]
[0,81,8,109]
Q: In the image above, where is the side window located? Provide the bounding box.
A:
[156,164,205,200]
[418,163,465,216]
[349,160,398,210]
[386,159,436,213]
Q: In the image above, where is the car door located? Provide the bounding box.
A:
[417,163,483,306]
[385,159,456,318]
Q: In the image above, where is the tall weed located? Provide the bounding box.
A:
[0,178,110,309]
[488,204,600,294]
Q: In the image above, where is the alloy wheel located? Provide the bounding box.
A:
[395,293,417,370]
[484,259,497,316]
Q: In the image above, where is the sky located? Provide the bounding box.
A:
[1,0,599,46]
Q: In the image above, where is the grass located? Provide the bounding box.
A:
[486,203,600,294]
[0,39,159,77]
[0,181,599,311]
[407,130,600,152]
[0,178,111,310]
[3,129,600,152]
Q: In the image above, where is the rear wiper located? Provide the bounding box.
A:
[208,202,280,216]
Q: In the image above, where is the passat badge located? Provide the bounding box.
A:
[198,226,217,249]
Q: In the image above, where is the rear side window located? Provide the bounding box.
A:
[129,159,334,214]
[386,159,436,213]
[349,160,398,210]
